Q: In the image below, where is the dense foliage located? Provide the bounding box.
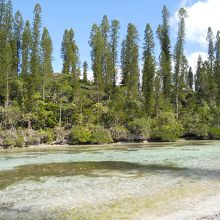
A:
[0,1,219,147]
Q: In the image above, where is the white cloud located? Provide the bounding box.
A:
[171,0,220,73]
[172,0,220,46]
[187,51,207,72]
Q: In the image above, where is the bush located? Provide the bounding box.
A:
[193,124,209,138]
[90,126,113,144]
[186,124,209,139]
[1,130,17,147]
[38,129,55,143]
[150,128,179,142]
[110,126,129,141]
[26,130,41,146]
[151,111,183,141]
[208,127,220,139]
[15,135,25,148]
[127,118,150,140]
[3,135,16,147]
[70,125,91,144]
[54,127,69,144]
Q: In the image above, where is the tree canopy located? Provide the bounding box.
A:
[0,2,220,146]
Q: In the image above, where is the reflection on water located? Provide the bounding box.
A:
[0,141,220,219]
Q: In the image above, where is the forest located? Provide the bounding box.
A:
[0,0,220,147]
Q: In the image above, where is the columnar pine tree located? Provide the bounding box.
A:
[21,20,31,110]
[207,27,215,72]
[5,0,16,85]
[0,0,6,101]
[206,27,215,102]
[89,24,104,93]
[110,19,120,86]
[214,31,220,126]
[0,0,14,106]
[121,23,139,97]
[100,15,109,85]
[100,15,115,92]
[142,23,155,115]
[187,67,193,90]
[61,29,69,74]
[3,0,13,38]
[3,41,12,108]
[68,28,79,78]
[14,10,23,74]
[21,20,31,79]
[0,0,5,25]
[83,61,88,82]
[30,4,42,95]
[157,5,172,100]
[120,39,126,82]
[41,27,53,101]
[61,29,79,78]
[215,31,220,104]
[195,55,206,101]
[173,8,187,118]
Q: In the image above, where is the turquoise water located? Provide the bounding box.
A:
[0,141,220,219]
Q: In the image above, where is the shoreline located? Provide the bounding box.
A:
[0,139,217,152]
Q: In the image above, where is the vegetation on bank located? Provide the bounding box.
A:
[0,1,220,148]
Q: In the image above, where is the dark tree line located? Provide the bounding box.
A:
[0,1,220,146]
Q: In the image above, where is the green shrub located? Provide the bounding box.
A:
[110,126,129,141]
[54,127,68,144]
[26,130,41,146]
[15,135,25,148]
[127,118,150,140]
[208,127,220,139]
[151,111,183,141]
[3,136,16,147]
[190,124,209,139]
[150,128,178,142]
[90,127,113,144]
[1,130,17,147]
[38,129,55,143]
[70,125,91,144]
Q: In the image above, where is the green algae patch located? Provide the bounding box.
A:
[0,161,187,190]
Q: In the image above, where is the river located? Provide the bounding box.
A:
[0,141,220,219]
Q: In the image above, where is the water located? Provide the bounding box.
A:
[0,141,220,219]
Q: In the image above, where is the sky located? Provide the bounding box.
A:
[11,0,220,74]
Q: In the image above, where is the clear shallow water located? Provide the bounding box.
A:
[0,141,220,219]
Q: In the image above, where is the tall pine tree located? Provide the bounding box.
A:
[83,61,88,82]
[173,8,187,118]
[30,4,42,95]
[121,23,139,97]
[61,28,79,77]
[89,24,104,93]
[110,19,120,86]
[41,27,53,101]
[142,23,155,115]
[14,10,23,74]
[157,5,172,100]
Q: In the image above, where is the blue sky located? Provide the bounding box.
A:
[11,0,211,73]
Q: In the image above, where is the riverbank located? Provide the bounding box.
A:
[1,122,220,150]
[0,138,212,152]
